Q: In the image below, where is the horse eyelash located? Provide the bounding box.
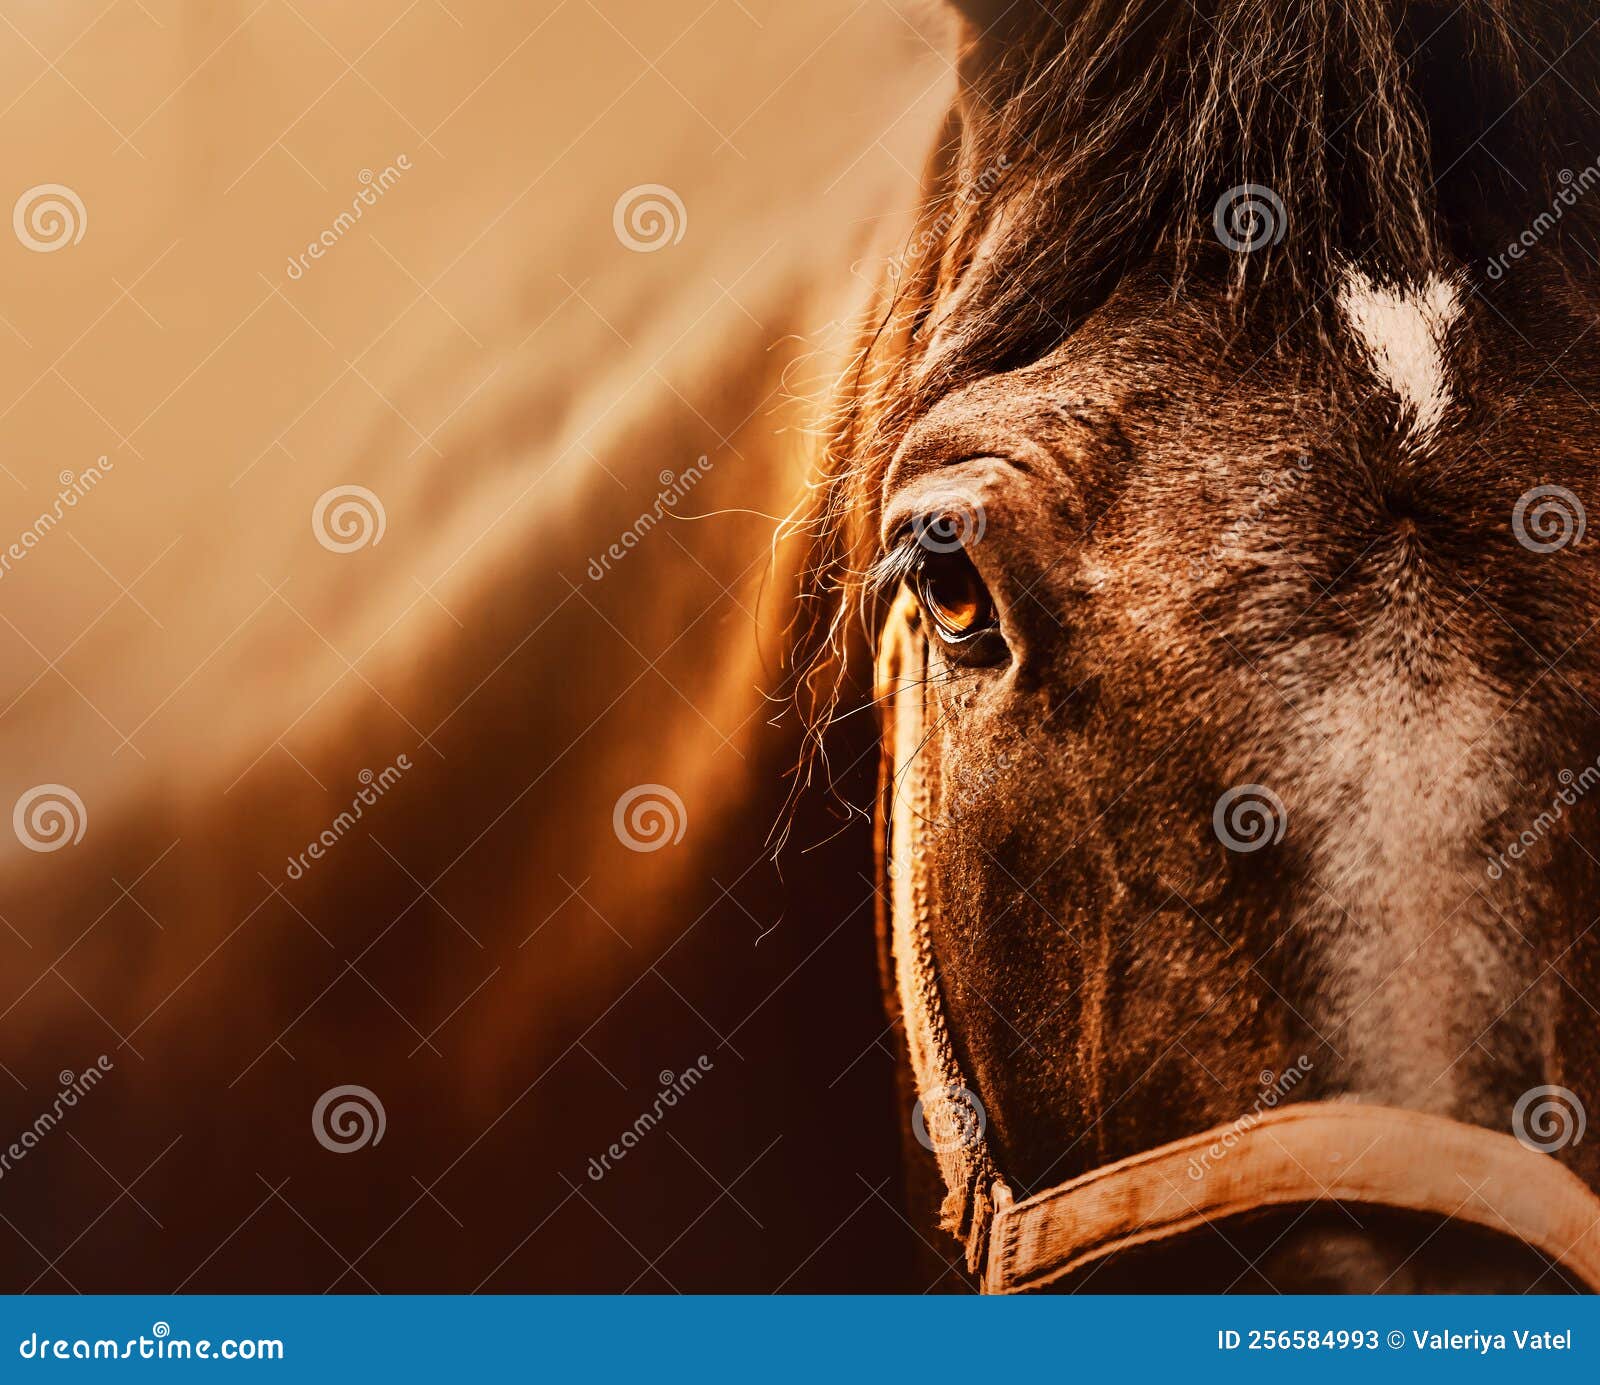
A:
[865,540,920,618]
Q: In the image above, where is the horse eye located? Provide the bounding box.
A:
[913,548,997,643]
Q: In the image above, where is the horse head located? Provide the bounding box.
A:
[802,0,1600,1291]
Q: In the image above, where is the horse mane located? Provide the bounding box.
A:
[787,0,1600,772]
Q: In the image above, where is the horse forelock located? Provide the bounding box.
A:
[798,0,1600,743]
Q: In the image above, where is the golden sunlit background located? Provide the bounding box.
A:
[0,0,956,1291]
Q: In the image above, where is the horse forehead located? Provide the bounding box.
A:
[1335,266,1467,448]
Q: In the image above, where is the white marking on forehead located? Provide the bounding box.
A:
[1336,268,1464,449]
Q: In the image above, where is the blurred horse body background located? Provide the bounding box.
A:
[0,0,949,1290]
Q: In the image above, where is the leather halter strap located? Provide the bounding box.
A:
[875,590,1600,1293]
[986,1102,1600,1293]
[877,589,1006,1271]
